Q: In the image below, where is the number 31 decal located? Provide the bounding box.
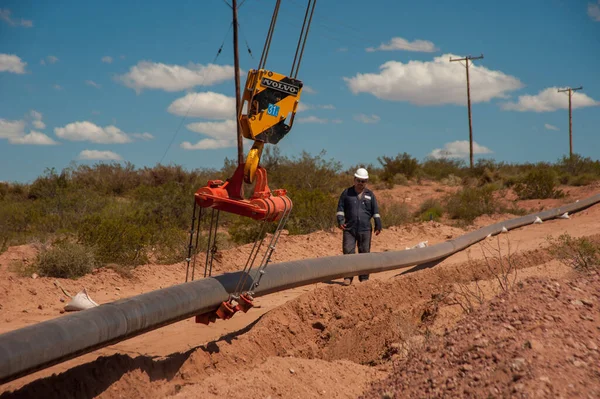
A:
[267,104,280,117]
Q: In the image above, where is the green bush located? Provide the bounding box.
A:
[77,203,153,266]
[34,241,98,279]
[379,201,412,227]
[417,198,444,221]
[513,168,564,200]
[378,152,420,181]
[445,185,499,223]
[286,188,338,235]
[421,158,465,180]
[548,233,600,272]
[228,215,276,245]
[556,154,600,177]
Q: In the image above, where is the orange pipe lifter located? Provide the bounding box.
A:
[193,163,292,325]
[192,0,315,325]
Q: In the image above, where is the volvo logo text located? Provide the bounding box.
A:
[261,77,299,96]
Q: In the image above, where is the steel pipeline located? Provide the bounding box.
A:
[1,193,599,385]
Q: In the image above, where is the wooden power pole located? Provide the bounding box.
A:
[232,0,244,166]
[557,86,583,159]
[450,54,484,169]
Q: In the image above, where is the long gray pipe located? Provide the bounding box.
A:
[1,193,599,385]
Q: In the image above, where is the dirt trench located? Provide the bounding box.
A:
[0,241,562,399]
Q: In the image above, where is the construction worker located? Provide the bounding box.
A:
[336,167,382,285]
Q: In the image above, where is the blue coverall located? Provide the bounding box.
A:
[336,186,382,282]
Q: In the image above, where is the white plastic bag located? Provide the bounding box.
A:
[64,288,99,312]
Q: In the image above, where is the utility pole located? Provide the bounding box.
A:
[557,86,583,159]
[232,0,243,166]
[450,54,484,169]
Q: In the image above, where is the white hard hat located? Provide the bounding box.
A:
[354,168,369,179]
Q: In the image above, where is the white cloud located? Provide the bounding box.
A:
[298,103,334,112]
[54,121,132,143]
[344,53,523,106]
[366,37,438,53]
[544,123,559,131]
[502,87,599,112]
[78,150,123,161]
[1,119,56,145]
[0,9,33,27]
[429,140,493,159]
[101,56,113,64]
[186,119,236,139]
[117,61,235,93]
[337,47,348,52]
[167,91,235,119]
[32,120,46,129]
[297,116,329,124]
[53,84,63,91]
[303,85,317,94]
[30,110,42,120]
[0,54,27,74]
[297,103,312,112]
[353,113,381,124]
[181,139,235,150]
[0,119,25,139]
[589,1,600,21]
[85,80,101,89]
[9,131,58,145]
[132,132,154,140]
[40,55,59,66]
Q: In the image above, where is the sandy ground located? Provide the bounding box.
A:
[0,181,599,398]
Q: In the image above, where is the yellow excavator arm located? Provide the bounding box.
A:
[238,0,316,184]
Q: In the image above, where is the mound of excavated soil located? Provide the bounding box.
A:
[361,273,600,398]
[173,357,385,399]
[2,240,572,399]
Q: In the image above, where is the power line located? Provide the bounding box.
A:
[557,86,583,159]
[450,53,484,169]
[158,21,233,165]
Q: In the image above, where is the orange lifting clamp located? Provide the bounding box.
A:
[195,294,254,325]
[194,162,292,223]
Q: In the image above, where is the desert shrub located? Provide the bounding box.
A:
[378,152,420,181]
[556,154,600,177]
[393,173,410,186]
[285,188,338,235]
[417,198,444,221]
[513,168,564,200]
[34,241,99,279]
[445,185,498,223]
[379,201,412,227]
[565,173,598,187]
[228,216,277,245]
[76,203,153,265]
[468,159,499,178]
[440,174,462,186]
[70,162,140,195]
[421,158,465,180]
[548,233,600,272]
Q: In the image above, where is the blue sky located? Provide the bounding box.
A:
[1,0,599,183]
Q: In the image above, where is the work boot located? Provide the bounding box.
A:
[343,277,352,286]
